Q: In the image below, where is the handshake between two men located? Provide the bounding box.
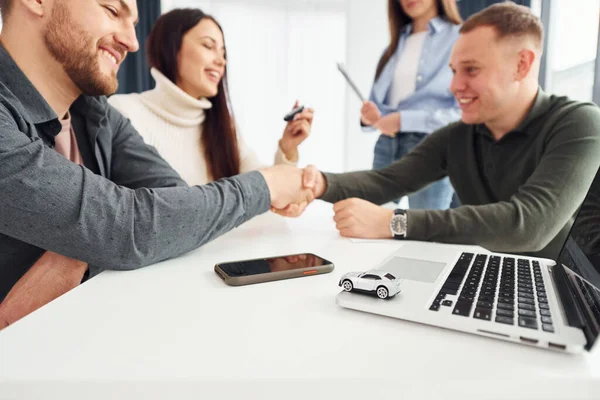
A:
[260,164,395,240]
[0,164,391,331]
[259,164,324,217]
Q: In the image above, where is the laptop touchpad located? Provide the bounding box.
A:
[376,257,446,283]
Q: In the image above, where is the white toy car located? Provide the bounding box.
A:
[338,270,402,299]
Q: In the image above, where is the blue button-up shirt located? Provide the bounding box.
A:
[368,16,461,134]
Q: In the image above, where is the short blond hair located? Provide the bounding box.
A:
[460,1,543,50]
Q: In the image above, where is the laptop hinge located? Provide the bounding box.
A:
[552,263,595,350]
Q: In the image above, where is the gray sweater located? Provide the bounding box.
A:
[322,89,600,260]
[0,44,271,301]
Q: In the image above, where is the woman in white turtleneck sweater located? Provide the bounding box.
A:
[108,8,313,186]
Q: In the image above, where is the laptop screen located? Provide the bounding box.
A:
[558,167,600,287]
[557,167,600,348]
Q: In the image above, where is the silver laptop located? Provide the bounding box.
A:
[337,168,600,353]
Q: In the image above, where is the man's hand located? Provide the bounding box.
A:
[373,112,401,136]
[0,251,88,330]
[304,165,326,199]
[271,165,326,218]
[360,101,381,126]
[333,198,394,239]
[279,100,314,162]
[260,164,318,214]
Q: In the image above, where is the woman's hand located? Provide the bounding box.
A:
[374,112,401,136]
[280,101,314,162]
[361,102,400,136]
[360,101,381,125]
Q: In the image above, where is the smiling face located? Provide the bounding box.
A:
[399,0,438,21]
[176,18,226,99]
[449,26,522,126]
[43,0,139,96]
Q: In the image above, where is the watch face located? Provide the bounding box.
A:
[391,215,406,235]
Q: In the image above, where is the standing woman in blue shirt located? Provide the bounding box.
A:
[361,0,462,209]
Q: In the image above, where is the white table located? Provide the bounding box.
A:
[1,202,599,399]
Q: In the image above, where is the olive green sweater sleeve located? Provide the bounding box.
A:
[321,126,454,205]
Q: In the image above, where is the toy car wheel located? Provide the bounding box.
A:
[376,286,389,299]
[342,280,353,292]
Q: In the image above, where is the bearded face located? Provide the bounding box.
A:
[43,2,129,96]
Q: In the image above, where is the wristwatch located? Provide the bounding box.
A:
[389,209,407,239]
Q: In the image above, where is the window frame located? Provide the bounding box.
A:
[539,0,600,104]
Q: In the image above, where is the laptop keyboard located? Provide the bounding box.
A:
[429,252,554,333]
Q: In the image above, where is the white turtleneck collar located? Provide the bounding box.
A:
[138,68,213,128]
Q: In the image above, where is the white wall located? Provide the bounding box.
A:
[343,0,388,172]
[544,0,600,102]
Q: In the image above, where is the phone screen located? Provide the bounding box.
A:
[218,253,331,277]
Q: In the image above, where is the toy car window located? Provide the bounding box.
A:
[362,274,377,280]
[384,273,396,280]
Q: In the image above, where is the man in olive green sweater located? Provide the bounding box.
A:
[289,3,600,260]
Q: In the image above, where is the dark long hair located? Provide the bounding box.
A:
[0,0,13,21]
[375,0,463,80]
[146,8,240,181]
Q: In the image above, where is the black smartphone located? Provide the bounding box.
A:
[215,253,334,286]
[283,105,305,122]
